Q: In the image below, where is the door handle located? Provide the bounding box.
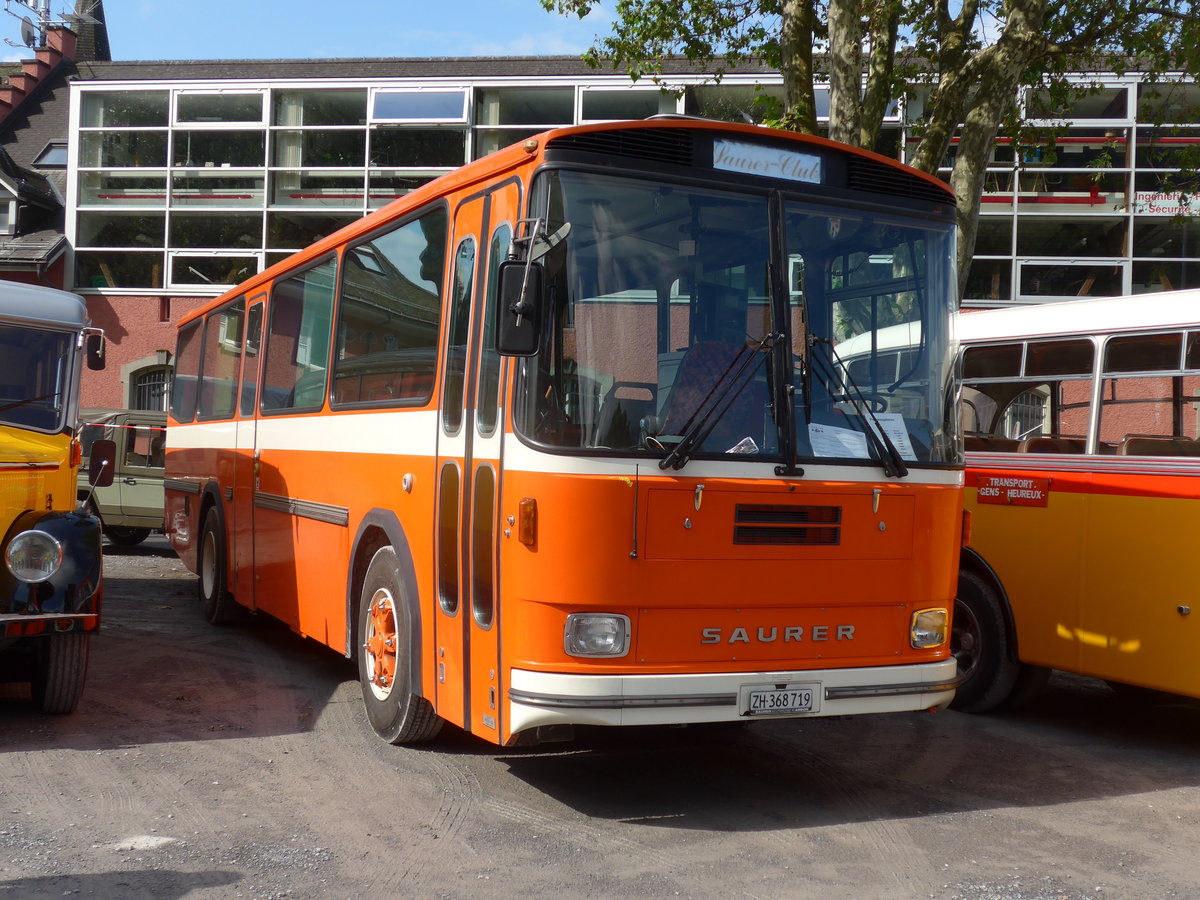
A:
[123,477,138,485]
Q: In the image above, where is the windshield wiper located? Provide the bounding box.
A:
[809,337,908,478]
[0,391,61,414]
[658,332,782,471]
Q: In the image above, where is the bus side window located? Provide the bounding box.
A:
[262,257,337,412]
[197,298,244,420]
[442,236,476,434]
[171,320,203,423]
[333,208,447,408]
[1102,373,1200,456]
[476,222,511,437]
[1099,332,1200,456]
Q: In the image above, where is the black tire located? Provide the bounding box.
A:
[357,546,442,744]
[105,526,151,547]
[31,632,91,714]
[197,507,239,625]
[950,568,1020,712]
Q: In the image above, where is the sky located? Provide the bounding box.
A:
[2,0,611,62]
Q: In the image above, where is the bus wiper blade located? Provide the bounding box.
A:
[810,338,908,478]
[659,332,782,471]
[0,391,60,414]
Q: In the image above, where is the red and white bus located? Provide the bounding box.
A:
[165,118,964,746]
[957,289,1200,709]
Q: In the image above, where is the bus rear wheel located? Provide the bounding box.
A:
[950,569,1020,713]
[198,508,239,625]
[31,632,90,714]
[357,546,442,744]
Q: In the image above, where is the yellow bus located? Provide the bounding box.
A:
[957,289,1200,708]
[0,281,112,713]
[166,118,965,746]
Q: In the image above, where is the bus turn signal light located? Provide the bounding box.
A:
[518,497,537,546]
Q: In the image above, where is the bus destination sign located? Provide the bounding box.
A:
[713,139,822,183]
[975,474,1051,507]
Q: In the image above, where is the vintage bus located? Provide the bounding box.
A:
[165,118,964,746]
[0,281,112,713]
[957,289,1200,709]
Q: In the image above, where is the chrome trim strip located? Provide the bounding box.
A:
[824,678,960,700]
[254,491,350,527]
[509,689,736,710]
[0,612,98,623]
[164,478,201,495]
[511,678,959,710]
[968,451,1200,477]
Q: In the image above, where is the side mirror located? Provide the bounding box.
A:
[85,333,106,371]
[495,259,541,357]
[88,439,116,488]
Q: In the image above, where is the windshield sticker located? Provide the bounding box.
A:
[808,423,869,458]
[713,139,822,183]
[808,414,917,461]
[865,413,917,460]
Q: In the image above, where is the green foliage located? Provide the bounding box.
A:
[544,0,1200,295]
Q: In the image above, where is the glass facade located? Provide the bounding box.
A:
[69,73,1200,303]
[917,77,1200,306]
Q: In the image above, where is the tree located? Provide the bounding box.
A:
[542,0,1200,297]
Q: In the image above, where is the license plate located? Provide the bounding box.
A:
[740,683,820,716]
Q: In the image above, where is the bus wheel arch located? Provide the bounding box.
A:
[952,552,1051,712]
[197,493,238,625]
[356,544,442,744]
[951,552,1021,712]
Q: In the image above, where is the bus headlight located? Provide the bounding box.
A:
[910,608,948,648]
[564,613,631,657]
[5,530,64,583]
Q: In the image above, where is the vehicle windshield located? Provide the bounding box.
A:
[0,322,74,433]
[513,168,958,469]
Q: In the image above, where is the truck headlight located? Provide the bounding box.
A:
[6,530,63,583]
[564,613,631,657]
[911,608,949,648]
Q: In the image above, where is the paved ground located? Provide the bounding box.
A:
[2,536,1199,899]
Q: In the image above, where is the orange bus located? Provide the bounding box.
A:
[957,289,1200,709]
[165,118,964,746]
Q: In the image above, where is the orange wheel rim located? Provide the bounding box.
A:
[365,588,398,700]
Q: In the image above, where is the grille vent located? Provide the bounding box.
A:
[733,504,842,546]
[846,157,954,206]
[545,129,698,166]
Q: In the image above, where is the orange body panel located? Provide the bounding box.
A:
[967,460,1200,696]
[497,471,960,675]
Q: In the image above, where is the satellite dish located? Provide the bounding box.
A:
[20,16,37,48]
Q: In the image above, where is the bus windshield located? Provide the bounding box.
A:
[514,168,958,469]
[0,323,73,432]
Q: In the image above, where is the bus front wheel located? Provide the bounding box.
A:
[357,546,442,744]
[31,632,90,714]
[198,508,238,625]
[950,569,1020,712]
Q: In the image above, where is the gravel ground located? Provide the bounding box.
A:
[2,537,1199,899]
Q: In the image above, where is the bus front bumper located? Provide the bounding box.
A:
[508,659,958,735]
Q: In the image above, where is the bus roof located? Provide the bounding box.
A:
[176,117,954,330]
[958,289,1200,344]
[0,280,89,330]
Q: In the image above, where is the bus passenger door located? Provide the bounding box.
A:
[435,183,518,741]
[231,295,265,611]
